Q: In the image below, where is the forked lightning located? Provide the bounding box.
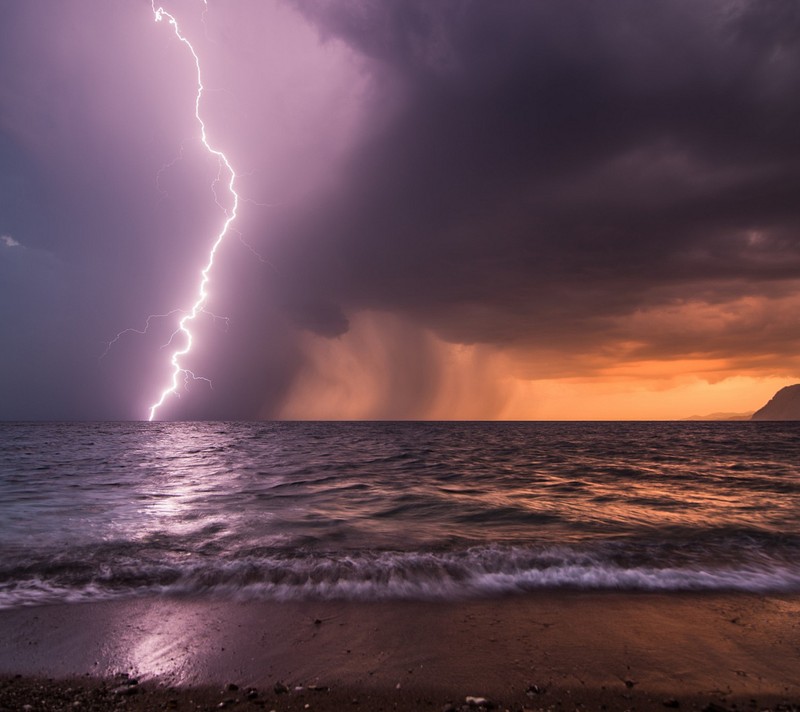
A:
[148,2,239,421]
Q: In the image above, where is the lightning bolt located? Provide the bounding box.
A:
[148,1,239,421]
[99,309,185,361]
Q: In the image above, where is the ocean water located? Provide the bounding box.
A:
[0,421,799,609]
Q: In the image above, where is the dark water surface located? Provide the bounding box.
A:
[1,421,798,607]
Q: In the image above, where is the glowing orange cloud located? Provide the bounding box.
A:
[275,303,800,421]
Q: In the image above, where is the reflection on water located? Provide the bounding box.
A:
[1,421,799,605]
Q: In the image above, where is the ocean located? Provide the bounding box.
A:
[1,421,798,609]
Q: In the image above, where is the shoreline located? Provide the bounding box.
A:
[2,676,799,712]
[1,592,799,710]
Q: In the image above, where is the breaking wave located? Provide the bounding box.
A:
[3,542,800,609]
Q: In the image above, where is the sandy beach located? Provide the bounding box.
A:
[2,592,799,711]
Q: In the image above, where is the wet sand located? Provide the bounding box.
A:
[1,592,799,711]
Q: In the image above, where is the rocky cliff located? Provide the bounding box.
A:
[751,384,800,420]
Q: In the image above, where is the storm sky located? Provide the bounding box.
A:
[1,0,799,420]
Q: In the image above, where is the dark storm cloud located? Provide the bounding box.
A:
[2,0,799,419]
[271,0,800,356]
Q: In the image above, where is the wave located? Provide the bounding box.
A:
[2,542,800,609]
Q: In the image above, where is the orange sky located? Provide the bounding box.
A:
[276,311,800,421]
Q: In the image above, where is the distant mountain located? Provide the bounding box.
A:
[684,412,753,421]
[751,384,800,421]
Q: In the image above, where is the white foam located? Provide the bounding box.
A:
[3,545,800,609]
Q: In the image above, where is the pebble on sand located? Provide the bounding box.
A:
[465,695,494,708]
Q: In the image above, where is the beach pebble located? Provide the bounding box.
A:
[112,684,139,696]
[246,687,259,699]
[226,682,239,692]
[466,696,494,708]
[274,682,289,694]
[442,703,457,712]
[702,704,729,712]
